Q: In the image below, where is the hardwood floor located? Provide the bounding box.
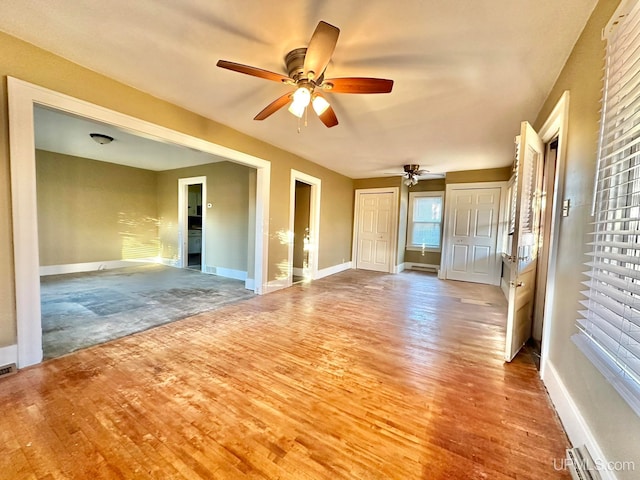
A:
[1,270,570,479]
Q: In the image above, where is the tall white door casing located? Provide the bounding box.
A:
[355,191,395,273]
[444,186,503,285]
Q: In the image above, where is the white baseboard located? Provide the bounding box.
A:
[39,258,157,276]
[206,266,247,281]
[0,344,17,367]
[157,257,179,268]
[315,261,352,279]
[542,361,618,480]
[264,277,289,294]
[293,267,304,276]
[395,263,406,273]
[500,277,509,299]
[405,262,440,273]
[245,278,255,291]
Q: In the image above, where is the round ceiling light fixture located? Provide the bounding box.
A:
[89,133,114,145]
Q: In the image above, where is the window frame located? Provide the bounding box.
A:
[406,191,444,252]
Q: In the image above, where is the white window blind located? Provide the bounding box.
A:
[407,192,443,250]
[574,0,640,417]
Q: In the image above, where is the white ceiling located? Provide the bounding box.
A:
[34,106,223,171]
[1,0,598,178]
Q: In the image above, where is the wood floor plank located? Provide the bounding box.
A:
[1,270,571,479]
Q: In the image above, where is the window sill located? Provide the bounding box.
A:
[406,246,441,253]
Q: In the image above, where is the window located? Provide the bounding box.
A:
[574,0,640,417]
[407,192,443,251]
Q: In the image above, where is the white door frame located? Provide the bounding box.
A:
[288,170,321,286]
[178,177,207,270]
[7,76,271,368]
[536,91,570,381]
[440,181,507,285]
[352,187,399,274]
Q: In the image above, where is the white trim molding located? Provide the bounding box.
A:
[542,362,618,480]
[352,187,400,274]
[440,181,507,286]
[39,259,156,276]
[537,91,570,380]
[264,277,290,294]
[206,266,247,281]
[7,76,271,368]
[0,345,18,368]
[316,261,352,280]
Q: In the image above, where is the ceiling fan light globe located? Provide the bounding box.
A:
[288,101,306,118]
[312,95,330,115]
[292,86,311,108]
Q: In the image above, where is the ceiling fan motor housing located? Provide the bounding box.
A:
[404,164,421,175]
[285,48,307,81]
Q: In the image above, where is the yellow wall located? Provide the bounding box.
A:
[36,150,159,265]
[445,167,511,184]
[535,0,640,474]
[0,32,354,347]
[354,176,402,190]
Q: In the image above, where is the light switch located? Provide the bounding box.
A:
[562,199,570,217]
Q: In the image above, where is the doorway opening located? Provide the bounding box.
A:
[293,181,311,283]
[529,138,559,369]
[503,91,569,373]
[8,77,271,369]
[288,170,321,287]
[187,184,203,270]
[178,178,206,271]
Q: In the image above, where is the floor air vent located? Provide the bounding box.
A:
[566,447,601,480]
[0,363,17,379]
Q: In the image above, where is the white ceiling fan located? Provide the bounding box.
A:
[385,164,441,186]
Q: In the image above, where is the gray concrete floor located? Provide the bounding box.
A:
[40,264,255,359]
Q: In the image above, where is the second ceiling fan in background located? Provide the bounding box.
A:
[216,21,394,128]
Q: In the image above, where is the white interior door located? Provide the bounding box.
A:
[505,121,544,362]
[445,187,502,284]
[356,192,394,272]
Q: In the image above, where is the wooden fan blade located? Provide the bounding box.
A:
[254,92,293,120]
[217,60,292,83]
[318,104,339,128]
[303,21,340,80]
[323,77,394,94]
